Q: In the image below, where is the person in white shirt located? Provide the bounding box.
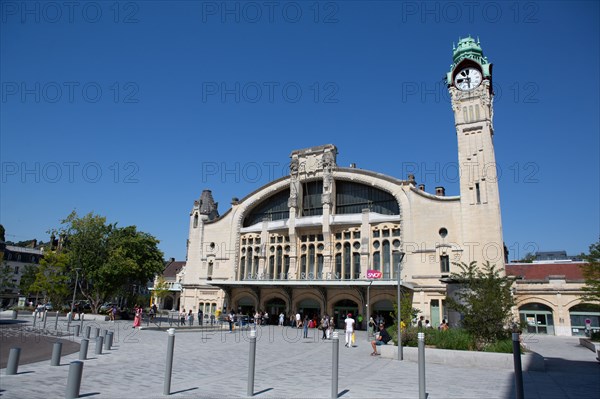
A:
[296,312,301,328]
[344,313,355,347]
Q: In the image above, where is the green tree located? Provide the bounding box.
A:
[19,264,38,299]
[0,262,15,295]
[446,261,515,349]
[57,211,164,313]
[152,275,170,307]
[580,240,600,305]
[30,251,70,306]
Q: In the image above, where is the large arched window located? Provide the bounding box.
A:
[336,181,399,215]
[243,188,290,227]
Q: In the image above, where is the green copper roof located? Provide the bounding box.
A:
[447,35,492,82]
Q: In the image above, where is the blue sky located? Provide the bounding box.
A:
[1,1,598,261]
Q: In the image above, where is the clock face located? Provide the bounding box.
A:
[454,67,483,91]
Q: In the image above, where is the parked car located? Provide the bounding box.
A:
[99,303,116,313]
[44,303,53,311]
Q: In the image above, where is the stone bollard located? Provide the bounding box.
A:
[107,331,114,349]
[65,361,84,399]
[74,325,80,337]
[95,336,104,355]
[6,347,21,375]
[54,311,59,331]
[51,342,63,366]
[418,332,426,399]
[92,327,99,338]
[247,329,257,397]
[79,339,89,361]
[331,331,339,399]
[84,325,91,339]
[163,328,176,395]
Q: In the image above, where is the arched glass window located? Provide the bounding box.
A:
[240,257,246,280]
[343,243,351,279]
[373,252,380,271]
[302,181,323,216]
[317,254,324,277]
[300,255,307,278]
[269,256,275,278]
[309,245,315,275]
[244,189,290,227]
[383,240,390,279]
[276,246,283,279]
[335,253,342,279]
[353,253,361,279]
[336,181,399,215]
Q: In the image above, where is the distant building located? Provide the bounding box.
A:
[533,251,582,262]
[0,243,43,307]
[506,262,599,336]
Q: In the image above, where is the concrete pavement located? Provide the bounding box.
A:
[1,315,599,398]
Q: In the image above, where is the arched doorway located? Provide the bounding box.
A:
[569,303,600,336]
[297,298,321,322]
[373,299,394,328]
[265,297,286,325]
[163,296,174,310]
[519,303,555,335]
[333,299,358,329]
[238,296,255,316]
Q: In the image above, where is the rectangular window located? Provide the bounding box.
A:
[440,255,450,274]
[14,266,19,274]
[373,230,380,238]
[335,232,342,240]
[353,231,361,239]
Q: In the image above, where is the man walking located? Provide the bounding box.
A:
[344,313,355,348]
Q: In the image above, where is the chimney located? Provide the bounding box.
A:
[349,163,356,168]
[418,184,425,191]
[169,257,175,263]
[408,174,416,184]
[435,186,445,196]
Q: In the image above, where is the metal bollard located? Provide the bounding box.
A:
[93,327,99,338]
[74,325,80,337]
[95,336,104,355]
[331,331,339,399]
[104,333,111,351]
[107,332,114,349]
[84,325,91,339]
[512,333,524,399]
[80,314,84,331]
[65,361,84,399]
[102,329,108,339]
[43,311,48,330]
[6,347,21,375]
[54,311,59,330]
[33,312,37,328]
[51,342,63,366]
[79,339,89,360]
[67,313,72,330]
[247,329,257,397]
[418,332,426,399]
[164,328,176,395]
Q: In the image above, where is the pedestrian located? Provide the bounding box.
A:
[263,311,269,325]
[321,315,329,339]
[368,317,375,336]
[344,313,355,348]
[133,305,142,328]
[198,309,203,326]
[370,323,392,355]
[425,319,432,329]
[303,315,309,338]
[439,319,449,331]
[187,309,194,325]
[180,308,186,326]
[296,312,301,328]
[151,303,157,320]
[417,315,424,329]
[279,312,285,326]
[228,309,235,333]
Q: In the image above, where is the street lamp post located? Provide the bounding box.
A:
[70,268,81,317]
[366,280,373,341]
[393,250,406,361]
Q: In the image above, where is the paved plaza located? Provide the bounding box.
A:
[1,315,599,399]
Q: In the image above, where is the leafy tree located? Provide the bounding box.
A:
[19,264,38,299]
[152,275,170,307]
[446,261,515,349]
[56,211,164,313]
[0,224,5,242]
[580,240,600,305]
[30,251,70,306]
[516,252,536,263]
[0,262,15,294]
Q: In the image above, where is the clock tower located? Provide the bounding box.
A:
[447,36,505,268]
